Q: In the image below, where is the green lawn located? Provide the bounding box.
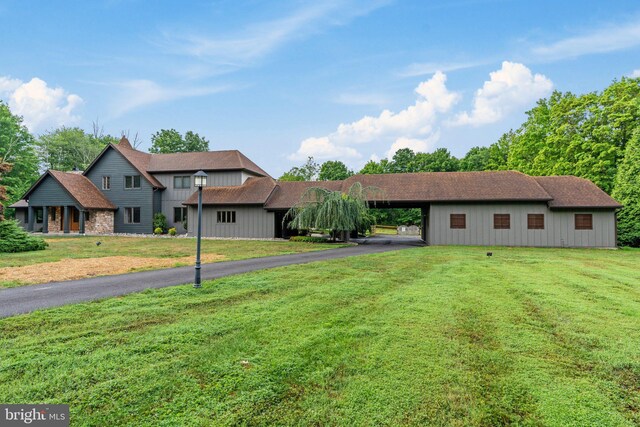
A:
[0,236,345,288]
[0,236,342,269]
[1,246,639,426]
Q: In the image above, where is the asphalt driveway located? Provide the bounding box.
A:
[0,243,417,318]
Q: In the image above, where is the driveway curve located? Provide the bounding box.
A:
[0,243,416,318]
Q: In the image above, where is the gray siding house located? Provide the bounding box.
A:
[17,137,622,248]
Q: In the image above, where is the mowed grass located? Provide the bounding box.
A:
[0,236,344,287]
[1,246,639,426]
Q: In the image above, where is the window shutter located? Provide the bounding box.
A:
[494,214,510,229]
[575,214,593,230]
[450,214,466,229]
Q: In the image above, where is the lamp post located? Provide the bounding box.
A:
[193,170,208,288]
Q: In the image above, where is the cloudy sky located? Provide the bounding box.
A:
[1,0,639,176]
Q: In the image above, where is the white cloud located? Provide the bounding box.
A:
[288,136,361,162]
[289,71,460,161]
[452,61,552,126]
[532,19,640,61]
[109,79,229,117]
[385,133,440,160]
[0,76,83,132]
[630,69,640,78]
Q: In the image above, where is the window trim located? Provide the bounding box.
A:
[575,213,593,230]
[450,213,466,229]
[527,213,544,230]
[216,210,236,224]
[124,175,141,190]
[124,207,141,224]
[173,176,191,189]
[102,175,111,190]
[493,213,511,230]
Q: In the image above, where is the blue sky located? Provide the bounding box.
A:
[1,0,639,177]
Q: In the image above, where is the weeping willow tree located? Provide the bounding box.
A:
[285,182,384,241]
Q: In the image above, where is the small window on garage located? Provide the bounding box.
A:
[450,213,466,229]
[494,213,510,229]
[527,214,544,230]
[575,214,593,230]
[217,211,236,224]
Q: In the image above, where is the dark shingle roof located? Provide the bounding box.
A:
[110,140,164,188]
[534,176,622,209]
[264,180,344,209]
[183,177,277,205]
[264,171,556,209]
[147,150,271,177]
[48,171,116,209]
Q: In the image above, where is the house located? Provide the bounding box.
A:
[16,137,622,247]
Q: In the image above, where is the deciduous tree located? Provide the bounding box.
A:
[318,160,353,181]
[0,102,39,206]
[37,126,112,171]
[612,129,640,246]
[149,129,210,153]
[279,157,319,181]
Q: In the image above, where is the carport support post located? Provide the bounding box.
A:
[63,206,70,234]
[42,206,48,233]
[421,206,428,244]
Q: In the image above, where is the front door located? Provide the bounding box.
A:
[71,207,80,231]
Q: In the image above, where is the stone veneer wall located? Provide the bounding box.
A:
[48,207,63,232]
[85,210,114,234]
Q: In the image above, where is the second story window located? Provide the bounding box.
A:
[125,175,141,189]
[173,176,191,189]
[102,176,111,190]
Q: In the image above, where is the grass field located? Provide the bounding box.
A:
[0,236,343,288]
[1,246,639,426]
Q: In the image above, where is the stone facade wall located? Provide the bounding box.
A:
[85,210,114,234]
[48,207,63,232]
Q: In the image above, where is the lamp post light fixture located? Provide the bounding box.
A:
[193,170,208,288]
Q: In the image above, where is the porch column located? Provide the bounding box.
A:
[27,206,34,231]
[42,206,49,234]
[63,206,70,234]
[79,210,85,234]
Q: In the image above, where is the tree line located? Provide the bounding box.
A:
[280,77,640,245]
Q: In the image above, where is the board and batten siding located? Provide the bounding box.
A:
[153,171,246,230]
[187,205,275,239]
[84,148,155,234]
[429,203,617,248]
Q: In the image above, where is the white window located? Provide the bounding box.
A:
[102,176,111,190]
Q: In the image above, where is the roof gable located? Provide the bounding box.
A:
[23,170,116,210]
[83,139,165,189]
